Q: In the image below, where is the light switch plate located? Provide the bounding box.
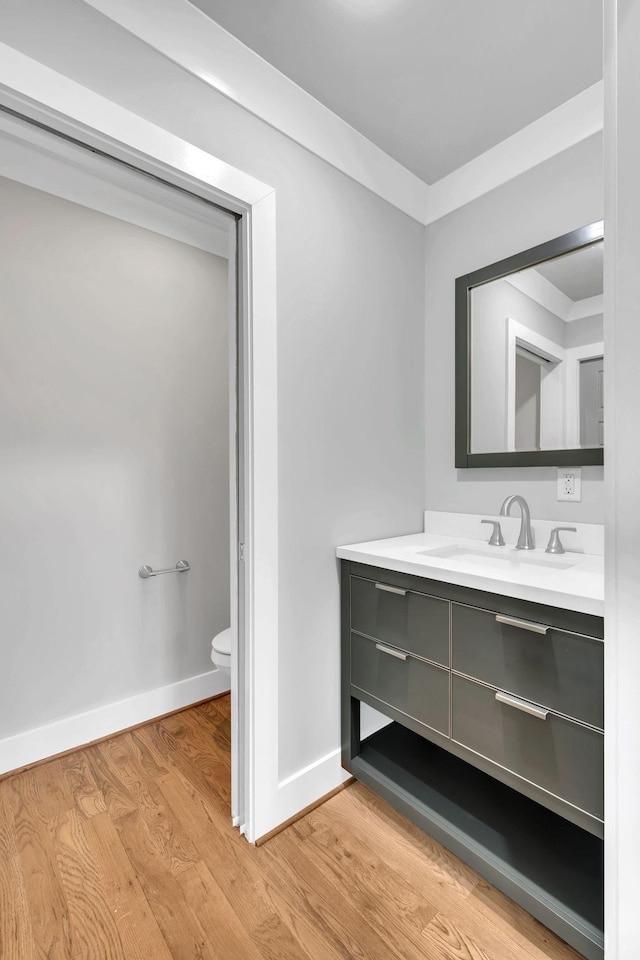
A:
[557,467,582,502]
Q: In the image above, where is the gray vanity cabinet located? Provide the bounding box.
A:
[341,560,605,960]
[451,602,604,822]
[351,632,450,736]
[451,603,604,729]
[350,575,449,665]
[452,674,604,820]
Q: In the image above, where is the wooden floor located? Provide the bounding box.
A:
[0,696,584,960]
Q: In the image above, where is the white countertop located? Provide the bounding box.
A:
[337,516,604,617]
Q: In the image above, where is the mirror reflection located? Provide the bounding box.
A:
[470,240,603,455]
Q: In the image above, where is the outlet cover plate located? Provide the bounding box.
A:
[557,467,582,502]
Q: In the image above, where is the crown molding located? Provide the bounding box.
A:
[81,0,430,223]
[81,0,602,226]
[506,270,575,321]
[569,293,603,322]
[506,271,604,324]
[425,82,604,225]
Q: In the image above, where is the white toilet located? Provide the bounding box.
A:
[211,627,231,681]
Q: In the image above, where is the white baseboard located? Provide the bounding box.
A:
[0,668,229,775]
[253,709,389,841]
[269,747,351,838]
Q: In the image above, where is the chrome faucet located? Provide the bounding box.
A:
[499,495,534,550]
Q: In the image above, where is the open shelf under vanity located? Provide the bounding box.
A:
[353,722,603,960]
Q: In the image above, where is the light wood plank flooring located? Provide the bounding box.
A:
[0,696,584,960]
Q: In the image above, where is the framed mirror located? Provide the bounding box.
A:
[455,221,604,468]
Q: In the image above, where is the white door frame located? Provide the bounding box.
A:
[0,43,278,843]
[505,317,566,451]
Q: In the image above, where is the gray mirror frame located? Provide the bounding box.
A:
[455,221,605,468]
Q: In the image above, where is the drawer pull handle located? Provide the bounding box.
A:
[495,614,548,635]
[375,643,408,661]
[495,691,549,720]
[375,583,407,596]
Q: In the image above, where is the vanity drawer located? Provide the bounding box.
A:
[452,674,603,821]
[451,603,603,729]
[351,632,449,736]
[350,575,449,666]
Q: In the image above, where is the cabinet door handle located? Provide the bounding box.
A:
[495,614,548,635]
[375,583,407,596]
[375,643,408,661]
[495,691,549,720]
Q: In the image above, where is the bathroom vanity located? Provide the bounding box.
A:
[337,513,605,960]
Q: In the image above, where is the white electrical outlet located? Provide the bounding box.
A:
[557,467,582,502]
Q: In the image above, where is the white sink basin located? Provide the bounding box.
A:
[417,544,577,570]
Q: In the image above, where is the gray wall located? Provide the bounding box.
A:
[425,134,604,522]
[0,0,426,781]
[566,313,603,347]
[0,175,229,739]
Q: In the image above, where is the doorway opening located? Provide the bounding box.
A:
[579,355,604,447]
[506,319,565,452]
[513,342,564,452]
[0,107,245,825]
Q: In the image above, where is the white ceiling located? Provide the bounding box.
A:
[189,0,603,184]
[537,242,604,301]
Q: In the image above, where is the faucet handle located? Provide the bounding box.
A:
[545,526,577,555]
[481,519,505,547]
